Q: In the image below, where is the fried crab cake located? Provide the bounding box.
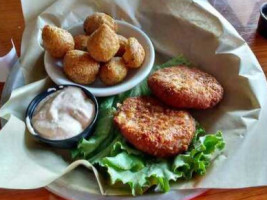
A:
[114,97,196,157]
[148,66,224,109]
[42,25,74,58]
[63,50,100,85]
[83,12,118,35]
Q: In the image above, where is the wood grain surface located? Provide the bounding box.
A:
[0,0,267,199]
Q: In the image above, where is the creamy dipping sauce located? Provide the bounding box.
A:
[32,86,95,140]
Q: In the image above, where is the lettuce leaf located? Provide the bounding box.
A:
[72,55,225,195]
[173,130,224,179]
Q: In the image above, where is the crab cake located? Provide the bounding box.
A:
[123,37,145,68]
[114,97,196,157]
[42,25,74,58]
[63,50,100,85]
[83,12,117,35]
[74,34,89,51]
[148,66,224,109]
[115,35,128,56]
[87,24,119,62]
[100,57,128,86]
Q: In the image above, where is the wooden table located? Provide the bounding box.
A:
[0,0,267,199]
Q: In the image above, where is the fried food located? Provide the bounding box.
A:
[115,35,128,56]
[74,34,89,51]
[83,12,118,35]
[123,37,145,68]
[114,97,196,157]
[148,66,224,109]
[63,50,100,84]
[100,57,128,86]
[87,24,120,62]
[42,25,74,58]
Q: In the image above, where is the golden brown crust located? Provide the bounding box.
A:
[87,24,119,62]
[99,57,128,86]
[83,12,117,35]
[123,37,145,68]
[74,35,89,51]
[114,97,196,157]
[63,50,100,84]
[42,25,74,58]
[148,66,224,109]
[115,35,128,56]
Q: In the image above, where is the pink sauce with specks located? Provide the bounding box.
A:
[32,87,95,140]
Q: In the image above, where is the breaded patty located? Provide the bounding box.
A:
[148,66,224,109]
[114,97,196,157]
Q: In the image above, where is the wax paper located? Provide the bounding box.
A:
[0,40,17,82]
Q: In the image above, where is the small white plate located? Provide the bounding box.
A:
[44,20,155,97]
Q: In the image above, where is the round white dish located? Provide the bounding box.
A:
[44,20,155,97]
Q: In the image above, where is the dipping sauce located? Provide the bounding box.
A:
[31,86,95,140]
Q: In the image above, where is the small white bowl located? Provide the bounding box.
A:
[44,20,155,97]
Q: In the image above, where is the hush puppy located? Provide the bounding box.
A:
[148,66,224,109]
[74,35,89,51]
[123,37,145,68]
[100,57,128,86]
[63,50,100,85]
[115,35,128,56]
[42,25,74,58]
[114,97,196,157]
[87,24,119,62]
[84,12,118,35]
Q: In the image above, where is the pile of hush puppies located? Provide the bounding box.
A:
[41,12,146,86]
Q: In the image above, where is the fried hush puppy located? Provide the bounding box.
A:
[84,12,118,35]
[123,37,145,68]
[87,24,120,62]
[74,34,89,51]
[148,66,224,109]
[42,25,74,58]
[63,50,100,85]
[115,35,128,56]
[100,57,128,86]
[114,97,196,157]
